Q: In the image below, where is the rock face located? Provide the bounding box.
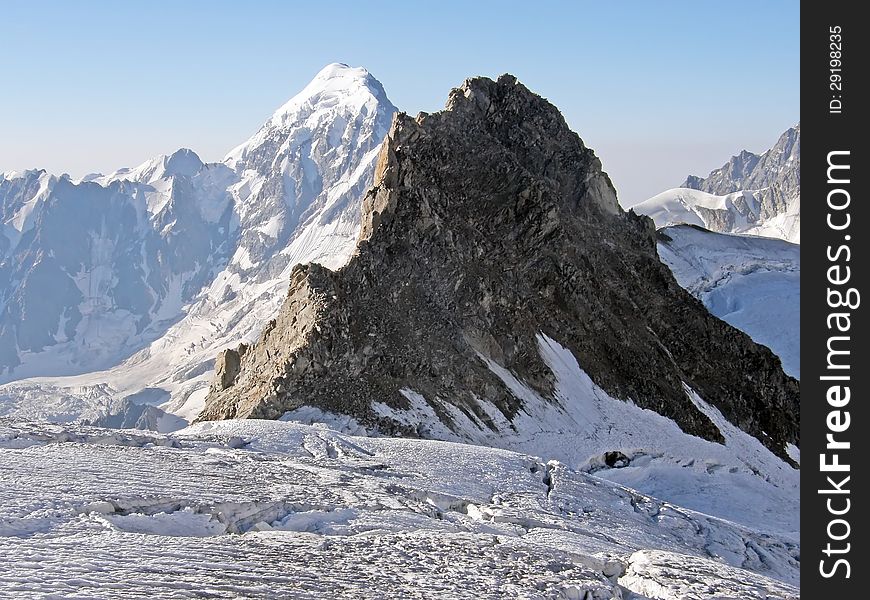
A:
[685,125,800,242]
[214,344,248,392]
[684,125,800,210]
[634,124,800,243]
[199,75,799,460]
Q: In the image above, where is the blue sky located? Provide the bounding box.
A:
[1,0,799,205]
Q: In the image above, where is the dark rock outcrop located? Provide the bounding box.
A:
[198,74,799,460]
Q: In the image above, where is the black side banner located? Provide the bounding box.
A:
[802,2,869,595]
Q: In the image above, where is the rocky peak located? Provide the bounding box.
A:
[683,124,800,203]
[362,75,619,243]
[162,148,203,179]
[198,74,798,461]
[447,75,621,217]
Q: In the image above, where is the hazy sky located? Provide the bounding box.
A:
[1,0,799,206]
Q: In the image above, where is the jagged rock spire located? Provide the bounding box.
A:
[199,74,798,461]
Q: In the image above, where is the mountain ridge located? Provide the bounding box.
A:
[199,74,799,463]
[633,124,800,243]
[0,64,396,425]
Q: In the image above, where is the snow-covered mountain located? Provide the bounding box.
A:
[0,151,237,379]
[633,124,800,243]
[201,74,798,460]
[657,225,800,378]
[0,63,396,425]
[192,74,799,551]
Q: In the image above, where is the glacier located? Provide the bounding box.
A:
[0,417,798,599]
[656,225,799,378]
[0,65,801,598]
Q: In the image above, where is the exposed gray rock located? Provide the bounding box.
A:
[684,125,800,201]
[198,74,799,461]
[657,224,800,379]
[213,344,248,392]
[83,401,184,431]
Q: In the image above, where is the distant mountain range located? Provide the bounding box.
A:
[633,125,800,243]
[183,75,801,582]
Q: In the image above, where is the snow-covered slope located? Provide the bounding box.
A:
[636,187,799,243]
[633,125,800,243]
[355,332,799,536]
[656,225,800,378]
[631,127,800,380]
[0,63,395,424]
[0,417,799,598]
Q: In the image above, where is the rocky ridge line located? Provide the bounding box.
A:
[199,74,799,461]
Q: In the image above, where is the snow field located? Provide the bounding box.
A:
[0,418,797,599]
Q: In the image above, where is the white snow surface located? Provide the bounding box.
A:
[657,225,800,378]
[373,334,800,538]
[0,417,798,598]
[634,187,800,244]
[99,147,204,187]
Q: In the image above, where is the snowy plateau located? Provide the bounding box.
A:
[1,65,800,598]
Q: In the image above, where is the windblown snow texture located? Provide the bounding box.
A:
[0,418,799,599]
